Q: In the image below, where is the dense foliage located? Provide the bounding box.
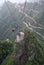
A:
[0,40,13,64]
[0,29,44,65]
[23,28,44,65]
[0,1,44,65]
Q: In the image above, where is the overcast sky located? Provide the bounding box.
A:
[0,0,39,6]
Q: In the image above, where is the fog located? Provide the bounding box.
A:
[0,0,39,6]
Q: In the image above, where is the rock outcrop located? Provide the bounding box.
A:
[15,32,28,65]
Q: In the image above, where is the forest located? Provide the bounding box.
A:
[0,0,44,65]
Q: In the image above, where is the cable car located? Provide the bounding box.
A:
[12,28,15,32]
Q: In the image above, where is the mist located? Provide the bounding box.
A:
[0,0,39,6]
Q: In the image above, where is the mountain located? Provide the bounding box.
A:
[17,2,44,43]
[0,1,44,65]
[0,1,44,43]
[0,1,25,41]
[1,29,44,65]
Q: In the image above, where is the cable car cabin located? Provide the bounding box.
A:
[12,28,15,32]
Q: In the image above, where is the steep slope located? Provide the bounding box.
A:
[0,1,24,40]
[0,40,13,64]
[0,1,44,43]
[1,29,44,65]
[17,2,44,43]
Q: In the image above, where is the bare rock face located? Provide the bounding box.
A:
[15,32,28,65]
[15,32,25,43]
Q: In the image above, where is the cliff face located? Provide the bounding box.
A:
[0,29,44,65]
[15,32,28,65]
[14,29,44,65]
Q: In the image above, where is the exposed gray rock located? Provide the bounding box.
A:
[15,32,28,65]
